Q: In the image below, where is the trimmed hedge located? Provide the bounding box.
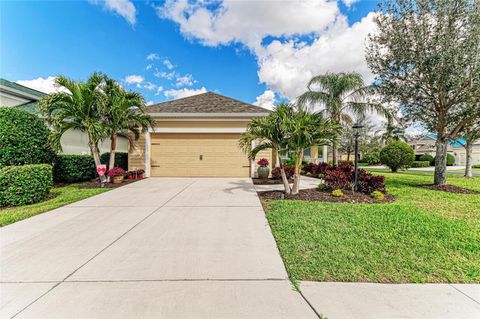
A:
[411,161,430,168]
[100,152,128,170]
[53,155,96,183]
[473,164,480,169]
[419,154,434,165]
[380,142,415,172]
[0,107,54,168]
[361,151,381,165]
[0,164,53,206]
[434,153,456,166]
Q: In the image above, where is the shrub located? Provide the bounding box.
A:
[107,167,126,177]
[357,169,386,194]
[362,151,381,165]
[411,161,430,168]
[371,190,385,201]
[324,165,352,190]
[272,165,294,179]
[331,189,344,197]
[257,158,269,167]
[419,154,434,165]
[380,142,415,172]
[433,153,456,166]
[473,164,480,169]
[317,182,327,191]
[100,152,128,170]
[0,107,54,168]
[53,154,96,183]
[302,162,317,175]
[0,164,52,206]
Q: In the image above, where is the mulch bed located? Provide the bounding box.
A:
[422,184,480,195]
[79,178,142,189]
[258,188,395,204]
[252,178,293,185]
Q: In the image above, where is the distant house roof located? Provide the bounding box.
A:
[413,134,467,148]
[146,92,269,116]
[0,78,46,99]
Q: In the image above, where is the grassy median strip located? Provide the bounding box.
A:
[0,183,109,227]
[265,172,480,283]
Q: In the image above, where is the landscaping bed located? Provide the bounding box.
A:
[258,188,395,203]
[422,184,480,194]
[79,178,142,189]
[252,178,292,185]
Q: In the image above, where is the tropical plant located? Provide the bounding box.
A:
[100,77,155,173]
[366,0,480,185]
[297,72,388,165]
[39,73,108,183]
[376,117,407,144]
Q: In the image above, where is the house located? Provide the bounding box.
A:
[409,134,480,166]
[0,78,127,154]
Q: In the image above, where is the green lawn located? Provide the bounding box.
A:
[0,183,109,227]
[265,172,480,283]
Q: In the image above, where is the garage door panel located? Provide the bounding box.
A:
[150,133,250,177]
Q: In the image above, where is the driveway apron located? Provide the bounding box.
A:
[1,178,317,319]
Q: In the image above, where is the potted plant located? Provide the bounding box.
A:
[257,158,270,179]
[108,167,126,184]
[137,169,145,179]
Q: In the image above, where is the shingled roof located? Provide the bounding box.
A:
[146,92,269,114]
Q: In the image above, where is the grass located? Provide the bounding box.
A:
[264,171,480,283]
[0,183,109,227]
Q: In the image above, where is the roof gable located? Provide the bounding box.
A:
[0,78,46,99]
[146,92,269,115]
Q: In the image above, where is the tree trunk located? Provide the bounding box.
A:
[277,153,291,194]
[109,133,117,171]
[346,151,351,163]
[434,139,448,185]
[464,140,473,178]
[90,142,107,183]
[291,151,303,195]
[332,142,338,166]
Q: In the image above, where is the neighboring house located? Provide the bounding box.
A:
[0,78,127,155]
[409,134,480,166]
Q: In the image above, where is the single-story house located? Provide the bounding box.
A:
[409,134,480,166]
[0,78,127,155]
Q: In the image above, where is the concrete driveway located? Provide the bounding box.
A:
[0,178,317,319]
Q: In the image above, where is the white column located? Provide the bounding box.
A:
[250,140,256,178]
[322,145,328,163]
[145,131,151,177]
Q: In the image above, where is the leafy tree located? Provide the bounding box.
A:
[39,73,108,183]
[298,72,388,165]
[380,141,415,172]
[100,77,155,173]
[366,0,480,185]
[459,121,480,178]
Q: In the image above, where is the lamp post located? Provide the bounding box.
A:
[352,122,364,192]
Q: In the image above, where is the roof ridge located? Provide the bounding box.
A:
[0,78,46,98]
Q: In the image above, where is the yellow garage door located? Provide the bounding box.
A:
[151,133,250,177]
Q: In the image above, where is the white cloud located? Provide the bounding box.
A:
[343,0,359,7]
[146,100,155,106]
[155,86,164,96]
[154,70,176,80]
[164,87,207,100]
[140,81,156,91]
[16,76,66,94]
[146,64,153,70]
[163,58,174,70]
[146,53,160,61]
[91,0,136,25]
[123,74,144,84]
[175,74,194,87]
[253,90,276,110]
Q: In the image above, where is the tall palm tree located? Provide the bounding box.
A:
[101,78,155,172]
[39,73,108,182]
[298,72,388,165]
[377,116,407,144]
[240,103,292,193]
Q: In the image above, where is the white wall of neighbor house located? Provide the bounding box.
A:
[59,129,128,155]
[0,93,30,107]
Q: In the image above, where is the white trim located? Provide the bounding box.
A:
[148,112,268,118]
[145,132,151,177]
[250,140,256,178]
[0,84,42,101]
[149,127,247,133]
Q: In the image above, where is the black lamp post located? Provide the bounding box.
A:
[352,122,364,192]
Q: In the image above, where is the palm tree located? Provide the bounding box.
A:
[101,78,155,173]
[240,103,292,193]
[377,116,407,144]
[39,73,108,182]
[298,72,388,165]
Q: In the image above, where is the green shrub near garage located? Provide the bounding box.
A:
[433,153,456,166]
[0,164,53,207]
[53,154,96,183]
[411,161,431,168]
[100,152,128,170]
[0,107,55,168]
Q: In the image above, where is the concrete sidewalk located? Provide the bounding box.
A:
[1,178,317,319]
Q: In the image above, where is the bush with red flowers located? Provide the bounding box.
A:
[257,158,269,167]
[107,167,125,177]
[271,165,295,179]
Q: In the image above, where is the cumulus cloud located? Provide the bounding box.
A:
[163,58,174,70]
[343,0,360,7]
[175,74,194,87]
[253,90,276,110]
[146,53,160,61]
[123,74,144,84]
[91,0,136,25]
[164,87,208,100]
[16,76,66,94]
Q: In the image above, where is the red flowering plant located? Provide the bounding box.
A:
[272,165,295,179]
[107,167,126,177]
[257,158,269,167]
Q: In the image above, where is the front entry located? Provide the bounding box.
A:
[150,133,251,177]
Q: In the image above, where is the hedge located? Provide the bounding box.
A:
[434,153,456,166]
[100,152,128,170]
[0,107,54,168]
[380,141,415,172]
[0,164,53,207]
[53,154,96,183]
[411,161,430,168]
[419,154,434,165]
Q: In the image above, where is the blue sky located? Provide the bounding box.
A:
[1,0,379,107]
